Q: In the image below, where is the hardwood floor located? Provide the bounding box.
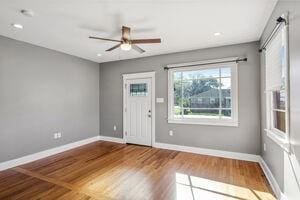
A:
[0,141,276,200]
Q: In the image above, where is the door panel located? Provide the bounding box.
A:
[125,78,152,146]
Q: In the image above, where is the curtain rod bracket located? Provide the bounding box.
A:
[277,16,287,24]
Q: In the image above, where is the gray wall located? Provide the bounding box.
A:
[100,42,261,155]
[0,36,100,162]
[260,0,300,193]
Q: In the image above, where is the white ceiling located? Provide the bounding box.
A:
[0,0,278,63]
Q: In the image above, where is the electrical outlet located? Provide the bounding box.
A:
[264,143,267,151]
[113,125,117,131]
[169,130,173,136]
[54,132,62,139]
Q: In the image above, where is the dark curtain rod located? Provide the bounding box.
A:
[259,16,287,52]
[164,57,247,70]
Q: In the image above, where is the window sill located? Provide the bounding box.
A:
[264,129,290,153]
[168,119,239,127]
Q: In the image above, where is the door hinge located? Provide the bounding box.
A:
[125,131,127,136]
[125,83,127,89]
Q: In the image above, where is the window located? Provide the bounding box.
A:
[130,83,147,96]
[272,90,286,132]
[265,24,289,147]
[168,62,238,126]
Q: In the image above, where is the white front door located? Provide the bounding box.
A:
[124,78,152,146]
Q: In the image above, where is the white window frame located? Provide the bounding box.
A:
[167,59,238,127]
[264,19,290,151]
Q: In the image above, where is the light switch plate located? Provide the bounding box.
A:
[156,98,164,103]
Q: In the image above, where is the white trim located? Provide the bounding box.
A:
[98,135,125,143]
[167,61,238,126]
[259,157,285,200]
[289,154,300,192]
[122,71,156,79]
[167,119,239,127]
[153,142,260,162]
[122,71,156,146]
[0,136,99,171]
[265,129,290,152]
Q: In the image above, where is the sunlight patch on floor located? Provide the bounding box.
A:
[175,173,276,200]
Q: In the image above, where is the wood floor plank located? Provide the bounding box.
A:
[0,141,276,200]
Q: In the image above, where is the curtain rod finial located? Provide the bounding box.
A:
[277,16,286,24]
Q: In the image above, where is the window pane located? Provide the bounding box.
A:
[183,109,219,119]
[274,111,286,133]
[182,68,220,80]
[273,90,285,110]
[130,83,147,96]
[174,107,183,116]
[221,67,231,77]
[174,72,182,81]
[221,110,232,119]
[182,82,192,108]
[184,78,220,108]
[221,78,231,89]
[174,80,181,106]
[221,78,231,108]
[190,89,220,108]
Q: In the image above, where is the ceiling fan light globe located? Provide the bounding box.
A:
[121,43,131,51]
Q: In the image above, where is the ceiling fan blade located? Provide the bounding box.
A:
[132,44,146,54]
[131,38,161,44]
[122,26,131,40]
[89,36,121,43]
[106,43,121,51]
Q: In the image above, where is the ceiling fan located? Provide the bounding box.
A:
[89,26,161,53]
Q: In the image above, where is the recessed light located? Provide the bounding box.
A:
[20,9,35,17]
[214,32,221,36]
[12,23,23,29]
[96,53,102,57]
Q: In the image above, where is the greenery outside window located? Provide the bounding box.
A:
[168,61,238,126]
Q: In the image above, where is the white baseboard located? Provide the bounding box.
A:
[259,157,285,200]
[0,136,99,171]
[98,135,125,143]
[153,142,261,162]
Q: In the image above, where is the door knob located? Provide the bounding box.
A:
[148,110,151,118]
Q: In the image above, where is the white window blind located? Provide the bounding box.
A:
[265,26,287,90]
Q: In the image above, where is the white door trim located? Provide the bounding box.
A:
[123,71,156,146]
